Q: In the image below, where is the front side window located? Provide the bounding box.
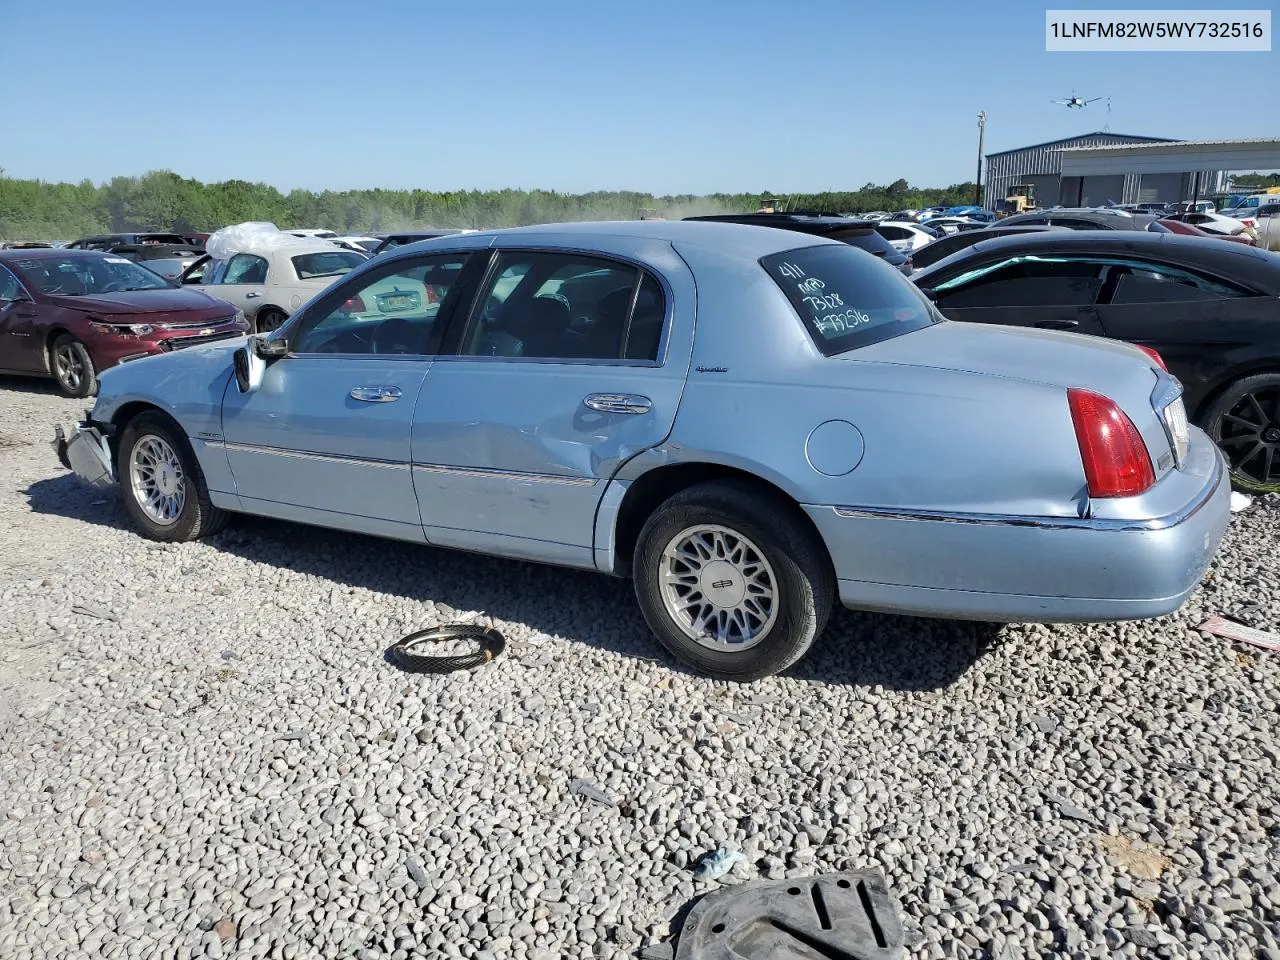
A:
[289,253,472,356]
[461,251,661,361]
[221,254,268,284]
[10,255,170,295]
[932,256,1103,308]
[761,244,937,357]
[291,251,366,279]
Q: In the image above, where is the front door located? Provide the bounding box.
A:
[220,251,475,541]
[207,252,269,321]
[930,255,1108,335]
[412,247,689,568]
[0,265,43,373]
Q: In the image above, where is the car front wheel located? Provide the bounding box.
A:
[117,412,230,541]
[633,480,835,681]
[50,334,97,398]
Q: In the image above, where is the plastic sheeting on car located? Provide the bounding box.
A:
[205,222,319,262]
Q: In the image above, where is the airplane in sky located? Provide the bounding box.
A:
[1053,91,1105,109]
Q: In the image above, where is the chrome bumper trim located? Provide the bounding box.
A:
[832,450,1225,533]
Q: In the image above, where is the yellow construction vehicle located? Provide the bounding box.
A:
[1002,184,1038,216]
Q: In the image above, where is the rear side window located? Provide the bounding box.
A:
[761,244,937,356]
[933,257,1103,308]
[824,228,902,261]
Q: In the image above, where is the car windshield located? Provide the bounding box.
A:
[12,254,171,295]
[762,244,938,356]
[291,251,367,279]
[355,239,381,252]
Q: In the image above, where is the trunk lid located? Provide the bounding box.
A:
[843,319,1178,479]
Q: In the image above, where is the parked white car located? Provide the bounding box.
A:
[1253,202,1280,252]
[286,229,339,240]
[874,221,937,252]
[180,241,368,332]
[1176,211,1256,240]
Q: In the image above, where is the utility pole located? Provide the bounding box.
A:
[976,111,986,207]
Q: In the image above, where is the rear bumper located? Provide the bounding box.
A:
[53,421,115,488]
[804,430,1231,622]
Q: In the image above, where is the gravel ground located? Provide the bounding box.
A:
[1,377,1277,960]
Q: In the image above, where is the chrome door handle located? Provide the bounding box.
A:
[245,291,261,299]
[350,385,402,403]
[583,393,651,415]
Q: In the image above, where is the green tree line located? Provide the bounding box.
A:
[0,169,983,241]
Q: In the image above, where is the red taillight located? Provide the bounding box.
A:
[1067,388,1155,499]
[341,294,366,312]
[1133,344,1167,371]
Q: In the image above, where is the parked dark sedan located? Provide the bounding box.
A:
[684,213,914,274]
[995,209,1172,233]
[910,224,1070,270]
[369,230,466,257]
[913,231,1280,491]
[0,250,248,397]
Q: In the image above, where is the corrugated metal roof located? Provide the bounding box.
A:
[985,131,1174,158]
[1059,137,1280,153]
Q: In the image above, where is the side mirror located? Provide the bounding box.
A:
[232,335,285,393]
[233,343,265,394]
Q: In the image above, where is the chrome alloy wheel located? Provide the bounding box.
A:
[658,524,778,650]
[129,435,186,525]
[54,344,86,392]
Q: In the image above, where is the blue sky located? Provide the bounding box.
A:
[0,0,1273,194]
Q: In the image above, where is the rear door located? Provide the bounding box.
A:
[1091,255,1278,404]
[929,254,1108,334]
[411,242,693,569]
[207,253,268,317]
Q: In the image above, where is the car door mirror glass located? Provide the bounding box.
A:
[233,344,265,394]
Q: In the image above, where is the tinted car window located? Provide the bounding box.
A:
[825,228,904,263]
[934,258,1103,308]
[461,252,649,361]
[1105,261,1251,304]
[291,254,471,356]
[624,273,665,361]
[291,251,366,279]
[761,244,937,356]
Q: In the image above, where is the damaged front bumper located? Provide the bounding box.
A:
[53,420,115,488]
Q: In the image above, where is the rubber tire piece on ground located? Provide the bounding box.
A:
[633,479,835,681]
[254,309,287,334]
[50,334,97,399]
[116,411,231,542]
[1202,371,1280,494]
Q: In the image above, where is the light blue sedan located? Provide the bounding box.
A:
[55,221,1231,680]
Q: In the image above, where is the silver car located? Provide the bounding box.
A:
[57,221,1230,680]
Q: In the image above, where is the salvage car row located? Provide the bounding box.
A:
[50,217,1245,683]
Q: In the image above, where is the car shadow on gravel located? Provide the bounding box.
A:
[0,375,61,396]
[24,474,1002,691]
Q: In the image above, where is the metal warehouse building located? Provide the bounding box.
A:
[984,132,1231,208]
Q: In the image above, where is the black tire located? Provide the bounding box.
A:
[116,411,230,541]
[1202,372,1280,494]
[49,334,97,398]
[254,308,287,333]
[633,480,835,681]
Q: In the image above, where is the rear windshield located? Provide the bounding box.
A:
[824,227,905,262]
[761,244,938,356]
[291,251,367,279]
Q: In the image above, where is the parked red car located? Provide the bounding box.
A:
[1158,217,1255,246]
[0,249,248,397]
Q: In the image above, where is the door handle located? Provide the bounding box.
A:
[246,291,261,299]
[350,385,402,403]
[1034,318,1079,330]
[584,393,652,415]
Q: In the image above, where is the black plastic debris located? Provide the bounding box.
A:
[674,869,904,959]
[386,624,505,674]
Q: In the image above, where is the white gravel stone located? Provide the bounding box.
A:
[1,381,1278,958]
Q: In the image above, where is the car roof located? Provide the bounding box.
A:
[439,219,840,258]
[913,229,1279,285]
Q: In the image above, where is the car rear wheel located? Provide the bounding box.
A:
[50,334,97,398]
[1203,372,1280,494]
[255,308,287,333]
[117,411,230,541]
[633,480,835,680]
